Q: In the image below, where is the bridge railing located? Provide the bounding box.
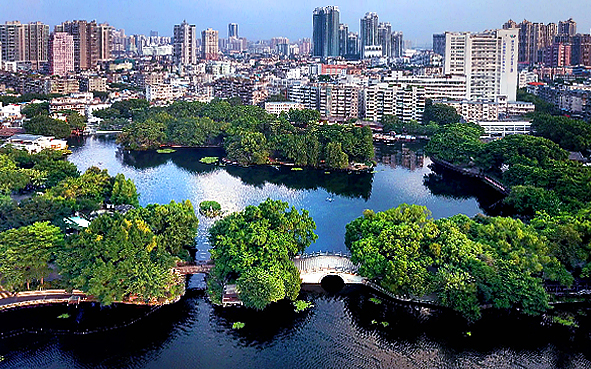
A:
[295,251,352,259]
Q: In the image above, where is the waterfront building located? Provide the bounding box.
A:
[202,28,219,60]
[2,134,67,153]
[361,83,425,123]
[173,20,197,64]
[477,120,532,137]
[312,6,340,57]
[443,28,519,101]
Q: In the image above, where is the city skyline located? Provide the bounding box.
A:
[2,0,590,46]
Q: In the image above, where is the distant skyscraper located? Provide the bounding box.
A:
[347,32,359,59]
[377,22,392,57]
[49,32,74,76]
[150,30,159,37]
[558,18,577,36]
[21,21,50,70]
[432,33,446,56]
[391,31,404,58]
[338,24,348,57]
[0,21,22,63]
[312,6,340,57]
[201,28,219,60]
[360,12,379,58]
[173,20,197,64]
[228,23,239,38]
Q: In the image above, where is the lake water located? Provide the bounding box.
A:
[65,135,501,257]
[1,135,589,369]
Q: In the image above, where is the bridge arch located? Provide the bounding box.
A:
[294,253,365,285]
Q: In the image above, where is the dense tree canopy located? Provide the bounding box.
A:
[346,204,571,321]
[112,100,373,170]
[0,222,63,291]
[531,113,591,152]
[58,213,182,305]
[23,115,71,138]
[208,199,317,309]
[424,123,484,166]
[422,99,462,126]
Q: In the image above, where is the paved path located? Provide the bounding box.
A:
[0,290,86,311]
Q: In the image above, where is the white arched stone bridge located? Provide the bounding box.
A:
[293,253,365,285]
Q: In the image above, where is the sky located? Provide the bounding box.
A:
[2,0,591,47]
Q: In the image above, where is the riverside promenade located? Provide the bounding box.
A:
[0,290,87,311]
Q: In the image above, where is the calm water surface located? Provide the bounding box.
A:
[65,135,498,256]
[1,135,589,369]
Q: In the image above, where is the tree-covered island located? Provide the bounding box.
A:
[95,99,374,170]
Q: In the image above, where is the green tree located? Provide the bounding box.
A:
[208,199,317,309]
[324,142,349,169]
[129,200,198,259]
[23,115,71,138]
[58,213,181,305]
[422,99,462,125]
[0,222,63,291]
[110,173,139,207]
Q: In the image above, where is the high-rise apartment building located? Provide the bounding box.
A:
[201,28,219,60]
[360,12,379,58]
[228,23,239,38]
[503,19,560,65]
[312,6,340,57]
[572,34,591,66]
[0,22,22,63]
[338,24,349,57]
[0,21,49,70]
[347,32,359,59]
[391,31,404,58]
[49,32,74,76]
[444,29,519,101]
[21,22,49,70]
[377,22,392,57]
[173,20,197,64]
[56,20,112,70]
[432,33,446,56]
[558,18,577,36]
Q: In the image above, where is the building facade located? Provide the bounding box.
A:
[444,28,519,101]
[312,6,340,57]
[201,28,219,60]
[49,32,74,76]
[173,21,197,64]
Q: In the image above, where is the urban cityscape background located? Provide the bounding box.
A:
[0,5,590,138]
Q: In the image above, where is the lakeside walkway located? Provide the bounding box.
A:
[0,290,87,311]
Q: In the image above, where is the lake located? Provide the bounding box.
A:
[1,135,588,369]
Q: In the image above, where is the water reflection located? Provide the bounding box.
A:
[376,142,425,171]
[1,287,591,368]
[423,164,506,216]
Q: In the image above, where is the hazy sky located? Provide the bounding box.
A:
[2,0,590,46]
